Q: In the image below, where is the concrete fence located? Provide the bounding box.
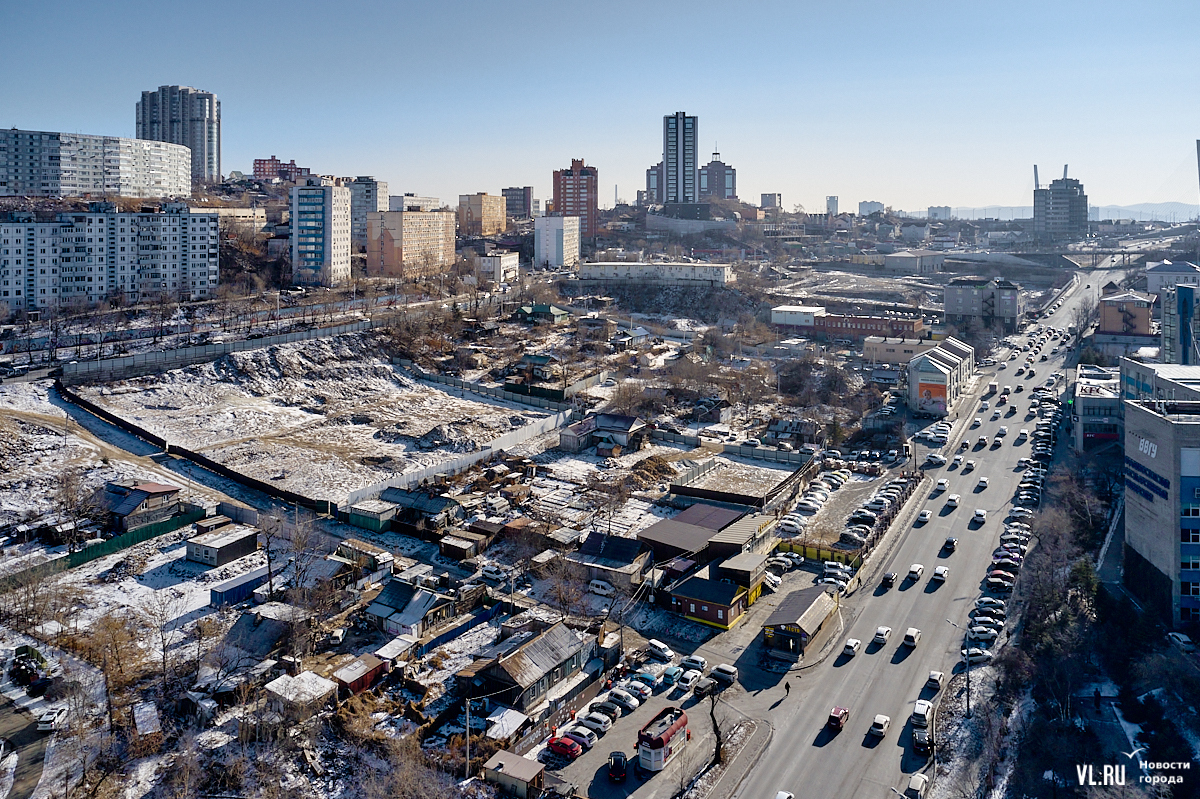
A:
[671,458,721,488]
[649,429,702,449]
[394,359,575,412]
[722,443,815,465]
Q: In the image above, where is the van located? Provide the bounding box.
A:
[589,580,616,597]
[329,628,346,646]
[646,639,675,661]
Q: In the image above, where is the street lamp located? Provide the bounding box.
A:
[945,618,971,718]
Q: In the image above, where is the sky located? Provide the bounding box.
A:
[3,0,1200,215]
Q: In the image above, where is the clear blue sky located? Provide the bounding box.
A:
[3,0,1199,213]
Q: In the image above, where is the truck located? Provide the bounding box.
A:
[987,381,998,395]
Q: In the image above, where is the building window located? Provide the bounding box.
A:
[1184,582,1200,596]
[1182,528,1200,543]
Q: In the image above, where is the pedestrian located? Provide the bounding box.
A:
[785,681,791,696]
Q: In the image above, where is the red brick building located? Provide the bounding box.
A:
[820,313,924,341]
[552,159,598,238]
[253,155,311,182]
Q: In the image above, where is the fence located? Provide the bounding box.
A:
[649,430,702,449]
[56,381,167,449]
[394,359,572,412]
[670,458,721,488]
[721,443,814,466]
[0,508,204,593]
[60,320,377,385]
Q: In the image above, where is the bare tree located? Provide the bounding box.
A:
[141,589,183,698]
[545,558,586,620]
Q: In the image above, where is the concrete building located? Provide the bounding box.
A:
[1123,400,1200,625]
[136,85,221,183]
[578,262,734,287]
[770,305,826,329]
[1098,290,1155,336]
[457,193,506,236]
[858,200,885,216]
[1146,261,1200,297]
[1162,285,1200,365]
[762,193,782,209]
[364,210,455,279]
[0,202,218,311]
[211,207,266,235]
[825,196,838,216]
[0,129,190,199]
[552,160,598,238]
[900,223,932,243]
[907,337,974,417]
[862,336,938,365]
[290,177,351,286]
[662,112,698,204]
[478,250,519,284]
[1072,365,1121,451]
[944,277,1025,334]
[927,206,951,220]
[186,526,258,567]
[533,216,579,268]
[389,194,440,212]
[348,176,388,251]
[645,162,664,205]
[822,313,925,341]
[253,156,310,182]
[698,152,736,200]
[1033,174,1088,241]
[502,186,534,220]
[883,249,944,275]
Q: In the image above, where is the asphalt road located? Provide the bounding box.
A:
[734,271,1119,799]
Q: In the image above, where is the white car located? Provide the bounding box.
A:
[37,707,67,732]
[869,714,891,737]
[873,626,892,644]
[946,494,960,508]
[911,699,933,727]
[968,626,999,642]
[977,477,989,489]
[917,510,932,523]
[932,566,949,582]
[973,509,987,522]
[480,564,508,582]
[579,712,612,733]
[925,671,945,691]
[908,564,924,580]
[971,417,982,427]
[952,455,964,466]
[711,663,739,683]
[842,638,862,656]
[935,479,948,492]
[678,669,702,690]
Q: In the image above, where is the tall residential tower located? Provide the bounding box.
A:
[136,85,221,183]
[552,159,598,238]
[662,112,698,204]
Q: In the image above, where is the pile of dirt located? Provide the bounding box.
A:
[628,455,678,489]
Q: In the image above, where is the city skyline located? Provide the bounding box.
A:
[2,0,1199,214]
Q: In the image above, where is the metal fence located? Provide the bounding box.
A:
[649,430,702,449]
[671,458,721,488]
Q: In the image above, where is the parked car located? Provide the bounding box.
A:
[646,639,675,661]
[561,726,597,750]
[36,707,67,732]
[711,664,739,683]
[911,699,933,727]
[678,669,702,690]
[548,736,583,759]
[607,689,639,711]
[680,655,708,673]
[693,677,718,697]
[608,751,628,782]
[579,711,613,732]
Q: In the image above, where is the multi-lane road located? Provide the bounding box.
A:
[734,271,1120,799]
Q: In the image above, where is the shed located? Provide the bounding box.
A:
[482,751,544,799]
[209,565,270,607]
[186,526,258,567]
[762,586,838,656]
[332,654,388,695]
[132,701,162,738]
[440,530,489,560]
[264,671,338,721]
[346,500,399,533]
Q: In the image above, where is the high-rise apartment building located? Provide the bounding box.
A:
[348,176,388,251]
[1033,173,1088,240]
[699,153,736,201]
[662,112,698,204]
[0,129,191,199]
[502,187,534,220]
[928,206,952,220]
[761,193,783,209]
[253,156,311,182]
[290,177,351,286]
[135,85,221,183]
[826,196,839,216]
[0,202,219,311]
[858,200,884,216]
[457,193,506,236]
[645,163,664,205]
[534,216,580,269]
[365,210,456,279]
[390,194,440,212]
[552,160,598,238]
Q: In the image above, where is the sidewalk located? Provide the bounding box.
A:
[705,717,773,799]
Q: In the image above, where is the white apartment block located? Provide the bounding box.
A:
[0,202,219,312]
[291,177,351,286]
[0,129,191,198]
[349,176,388,251]
[365,210,456,278]
[533,216,580,269]
[478,251,520,284]
[389,194,440,212]
[578,261,735,287]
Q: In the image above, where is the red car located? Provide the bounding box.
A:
[548,736,583,759]
[827,706,849,730]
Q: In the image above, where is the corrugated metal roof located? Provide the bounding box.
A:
[674,503,744,531]
[495,623,583,688]
[764,586,837,634]
[578,533,645,565]
[670,575,742,606]
[708,514,768,546]
[638,519,714,554]
[333,654,385,685]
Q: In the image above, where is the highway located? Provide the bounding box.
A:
[733,270,1123,799]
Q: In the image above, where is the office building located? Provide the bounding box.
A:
[348,176,388,251]
[1033,172,1088,240]
[136,85,221,183]
[0,129,190,199]
[478,251,520,284]
[0,202,219,311]
[927,206,951,220]
[645,163,664,204]
[826,196,838,216]
[858,200,884,216]
[552,160,598,238]
[906,337,975,418]
[390,194,440,212]
[457,193,506,236]
[762,193,782,209]
[533,216,579,269]
[253,156,311,182]
[1122,400,1200,625]
[290,177,351,286]
[698,153,736,200]
[944,277,1025,333]
[365,210,455,279]
[1163,285,1200,365]
[502,187,534,220]
[662,112,698,204]
[1071,365,1122,451]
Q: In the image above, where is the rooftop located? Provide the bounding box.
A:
[188,525,257,550]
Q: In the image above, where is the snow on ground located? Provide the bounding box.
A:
[413,619,503,703]
[75,334,549,504]
[687,457,794,498]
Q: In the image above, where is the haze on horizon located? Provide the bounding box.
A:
[2,0,1198,215]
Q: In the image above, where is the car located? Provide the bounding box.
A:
[906,773,930,797]
[633,671,662,690]
[989,568,1018,581]
[693,677,718,697]
[873,626,892,644]
[935,479,948,492]
[932,566,949,582]
[908,563,924,581]
[981,400,990,409]
[646,639,675,661]
[1168,632,1197,652]
[925,670,945,691]
[913,728,934,757]
[971,615,1004,632]
[619,680,652,700]
[911,699,933,727]
[548,736,583,759]
[904,627,922,647]
[968,626,999,642]
[961,648,995,664]
[946,494,960,508]
[869,714,891,737]
[976,597,1007,611]
[608,751,628,782]
[952,454,964,466]
[36,707,66,732]
[881,572,897,588]
[963,459,976,472]
[992,409,1002,420]
[992,437,1003,448]
[943,536,958,552]
[843,638,862,656]
[827,706,850,730]
[973,509,987,523]
[589,579,616,597]
[711,663,738,683]
[925,453,947,466]
[986,577,1015,592]
[591,701,623,721]
[993,557,1021,570]
[825,561,853,576]
[971,605,1008,621]
[607,689,640,711]
[978,435,989,447]
[677,669,703,691]
[917,510,932,523]
[775,793,795,799]
[562,726,598,749]
[680,655,708,673]
[818,576,849,591]
[480,564,508,582]
[972,417,982,427]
